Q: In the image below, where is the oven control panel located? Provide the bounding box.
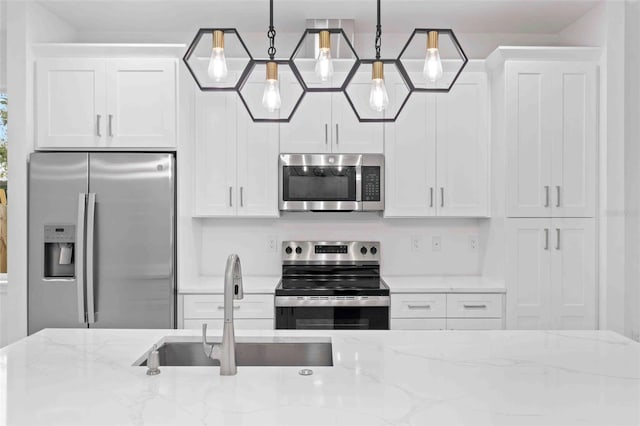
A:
[282,241,380,262]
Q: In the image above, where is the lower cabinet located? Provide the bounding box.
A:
[390,293,505,330]
[182,294,274,329]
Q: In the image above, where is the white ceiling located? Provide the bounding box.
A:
[36,0,601,35]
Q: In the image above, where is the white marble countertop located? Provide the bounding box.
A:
[179,276,280,294]
[0,328,638,425]
[383,275,506,293]
[180,276,505,294]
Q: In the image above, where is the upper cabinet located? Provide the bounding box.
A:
[385,71,489,217]
[193,90,279,218]
[36,57,177,149]
[280,73,383,154]
[491,50,598,218]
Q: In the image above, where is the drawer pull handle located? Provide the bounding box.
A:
[463,304,487,309]
[408,304,431,309]
[217,305,240,310]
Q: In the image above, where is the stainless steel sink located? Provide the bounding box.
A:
[135,337,333,367]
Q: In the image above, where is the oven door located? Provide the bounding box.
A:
[279,154,362,211]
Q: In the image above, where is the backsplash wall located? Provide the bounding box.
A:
[196,214,487,276]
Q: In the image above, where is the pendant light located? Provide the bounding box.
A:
[262,0,281,112]
[423,31,443,82]
[208,30,229,82]
[369,0,389,112]
[315,30,334,81]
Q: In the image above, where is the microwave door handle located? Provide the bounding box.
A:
[86,193,96,324]
[76,193,87,324]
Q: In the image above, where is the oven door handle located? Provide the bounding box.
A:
[275,296,390,307]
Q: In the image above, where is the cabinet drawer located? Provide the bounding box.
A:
[446,318,504,330]
[391,318,446,330]
[183,294,274,319]
[183,318,274,330]
[391,294,446,318]
[446,293,503,318]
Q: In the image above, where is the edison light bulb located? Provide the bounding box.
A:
[369,61,388,112]
[262,62,281,112]
[315,31,333,82]
[208,30,228,82]
[315,48,333,82]
[423,48,443,82]
[208,47,228,82]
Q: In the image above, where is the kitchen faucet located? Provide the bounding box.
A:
[202,254,244,375]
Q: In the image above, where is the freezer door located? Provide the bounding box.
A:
[88,153,175,328]
[28,152,89,334]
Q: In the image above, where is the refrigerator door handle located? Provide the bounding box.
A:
[76,193,87,324]
[86,193,97,324]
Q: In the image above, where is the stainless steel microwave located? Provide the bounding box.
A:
[279,154,384,212]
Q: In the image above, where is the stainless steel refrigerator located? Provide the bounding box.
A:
[28,152,176,334]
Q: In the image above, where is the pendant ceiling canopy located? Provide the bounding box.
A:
[183,0,467,123]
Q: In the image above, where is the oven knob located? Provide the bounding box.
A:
[370,246,378,255]
[285,246,293,255]
[360,246,367,255]
[295,247,302,254]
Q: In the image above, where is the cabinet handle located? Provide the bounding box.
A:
[240,187,244,207]
[440,187,444,207]
[325,123,328,145]
[229,186,233,207]
[544,228,549,250]
[429,187,434,207]
[217,305,240,310]
[544,186,550,207]
[408,304,431,310]
[335,123,339,145]
[556,186,561,207]
[556,228,560,250]
[96,115,102,137]
[463,304,487,309]
[108,114,113,137]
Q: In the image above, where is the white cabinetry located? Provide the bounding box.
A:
[194,91,279,217]
[36,58,176,149]
[384,72,489,217]
[390,292,504,330]
[280,74,383,154]
[503,60,597,218]
[506,218,596,329]
[182,294,274,330]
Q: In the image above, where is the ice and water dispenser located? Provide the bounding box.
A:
[43,225,75,279]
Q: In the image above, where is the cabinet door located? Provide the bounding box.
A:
[279,74,331,153]
[193,92,237,216]
[36,58,106,148]
[384,91,437,217]
[506,219,552,329]
[105,59,177,148]
[550,218,596,329]
[436,73,489,217]
[506,62,554,217]
[550,64,597,218]
[237,88,280,218]
[331,93,383,153]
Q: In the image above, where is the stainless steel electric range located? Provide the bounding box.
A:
[275,241,390,330]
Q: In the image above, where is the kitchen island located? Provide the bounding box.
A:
[0,329,638,426]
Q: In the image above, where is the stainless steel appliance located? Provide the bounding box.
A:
[275,241,390,330]
[28,152,176,334]
[279,154,384,212]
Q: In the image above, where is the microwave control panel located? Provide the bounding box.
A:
[362,166,381,202]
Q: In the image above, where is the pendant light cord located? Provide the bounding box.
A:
[267,0,277,59]
[374,0,381,59]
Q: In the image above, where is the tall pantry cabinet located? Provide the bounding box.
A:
[488,47,600,330]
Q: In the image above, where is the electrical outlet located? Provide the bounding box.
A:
[267,236,278,252]
[469,235,478,251]
[411,236,422,252]
[432,236,441,251]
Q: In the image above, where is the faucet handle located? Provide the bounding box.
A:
[202,323,214,357]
